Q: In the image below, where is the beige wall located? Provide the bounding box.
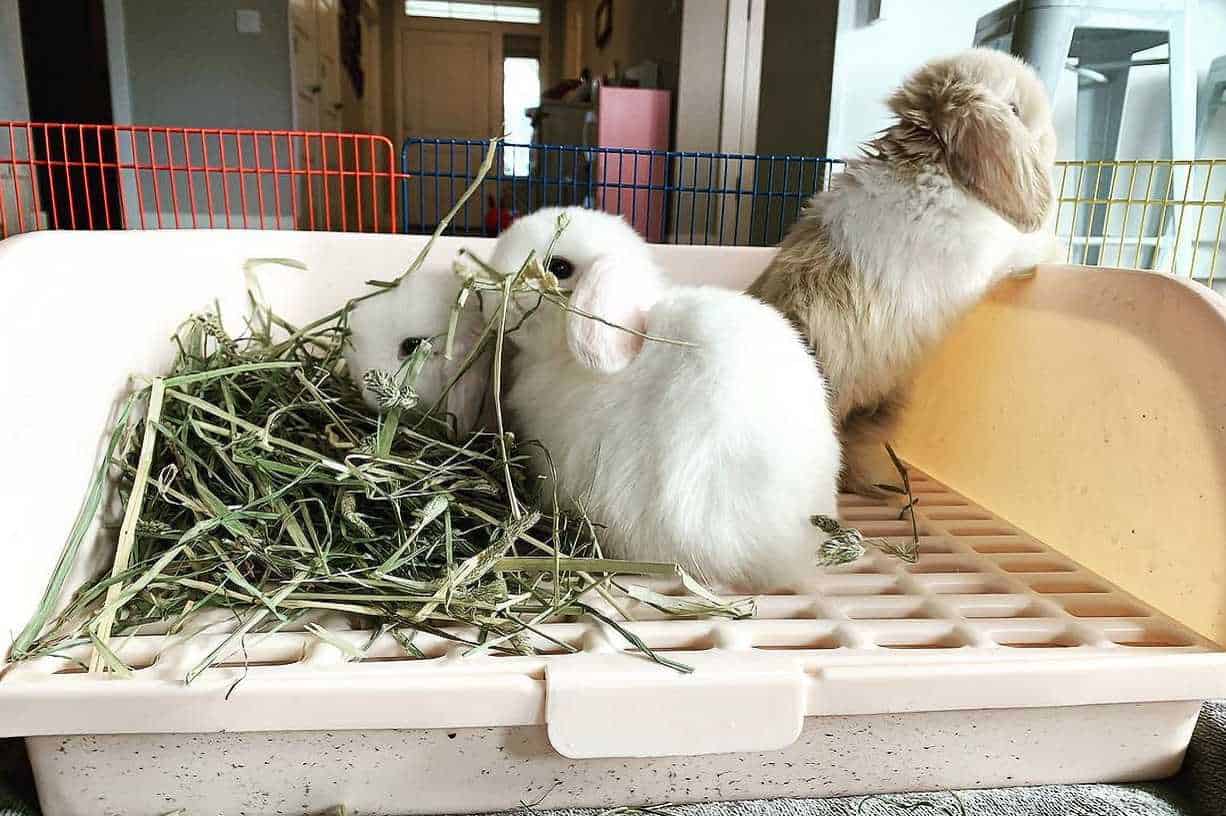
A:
[756,0,837,156]
[380,0,401,140]
[675,0,726,152]
[674,0,838,156]
[341,26,365,134]
[541,0,568,87]
[569,0,683,91]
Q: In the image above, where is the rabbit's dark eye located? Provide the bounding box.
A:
[548,257,575,280]
[398,337,425,358]
[1009,102,1021,117]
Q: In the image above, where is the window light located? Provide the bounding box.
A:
[405,1,541,24]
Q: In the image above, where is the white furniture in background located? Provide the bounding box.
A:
[1201,54,1226,153]
[975,0,1195,161]
[529,99,595,147]
[977,0,1203,274]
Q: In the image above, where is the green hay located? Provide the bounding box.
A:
[11,140,749,680]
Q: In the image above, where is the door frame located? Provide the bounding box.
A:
[393,13,541,148]
[288,0,320,133]
[101,0,132,125]
[719,0,764,155]
[360,0,383,135]
[675,0,765,155]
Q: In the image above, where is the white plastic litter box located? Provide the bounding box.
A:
[1,229,1226,816]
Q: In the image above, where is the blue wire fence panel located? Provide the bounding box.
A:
[400,138,842,246]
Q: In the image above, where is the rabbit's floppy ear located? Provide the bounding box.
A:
[890,78,1051,232]
[933,83,1050,232]
[565,256,658,374]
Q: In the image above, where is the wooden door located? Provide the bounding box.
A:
[400,25,497,232]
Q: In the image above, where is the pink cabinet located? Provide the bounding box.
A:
[594,86,671,242]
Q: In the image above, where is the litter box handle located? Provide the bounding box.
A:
[544,655,806,759]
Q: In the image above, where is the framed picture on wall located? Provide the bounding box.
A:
[595,0,613,49]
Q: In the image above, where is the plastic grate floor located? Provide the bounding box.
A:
[4,466,1218,684]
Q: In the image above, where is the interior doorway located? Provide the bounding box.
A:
[502,34,540,176]
[396,10,541,233]
[19,0,121,229]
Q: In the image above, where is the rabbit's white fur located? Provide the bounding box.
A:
[344,272,488,435]
[806,160,1038,414]
[488,207,840,590]
[747,48,1060,495]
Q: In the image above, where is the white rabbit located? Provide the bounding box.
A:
[344,270,488,436]
[487,207,840,591]
[747,48,1061,496]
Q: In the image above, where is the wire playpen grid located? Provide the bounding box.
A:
[2,122,1224,288]
[0,121,401,237]
[399,139,1226,286]
[1052,159,1226,290]
[399,137,843,247]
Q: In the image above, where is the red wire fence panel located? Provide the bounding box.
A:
[0,121,402,239]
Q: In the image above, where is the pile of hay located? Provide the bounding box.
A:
[11,144,748,680]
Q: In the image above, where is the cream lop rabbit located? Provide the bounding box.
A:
[487,207,841,590]
[747,48,1060,496]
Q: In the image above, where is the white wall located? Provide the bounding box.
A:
[0,0,30,121]
[828,0,1226,160]
[827,0,1006,158]
[1200,1,1226,158]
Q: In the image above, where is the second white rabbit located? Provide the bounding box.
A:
[344,270,489,437]
[487,206,841,591]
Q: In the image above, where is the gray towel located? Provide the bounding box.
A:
[514,786,1193,816]
[0,785,34,816]
[1178,700,1226,816]
[0,739,33,816]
